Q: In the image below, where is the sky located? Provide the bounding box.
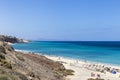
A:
[0,0,120,41]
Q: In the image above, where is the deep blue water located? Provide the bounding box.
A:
[12,41,120,65]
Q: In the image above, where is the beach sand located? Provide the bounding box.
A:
[16,50,120,80]
[45,55,120,80]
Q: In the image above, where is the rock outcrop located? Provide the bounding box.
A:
[0,41,68,80]
[0,35,30,43]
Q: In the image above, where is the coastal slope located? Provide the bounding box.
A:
[0,41,68,80]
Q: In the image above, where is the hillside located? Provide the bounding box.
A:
[0,38,70,80]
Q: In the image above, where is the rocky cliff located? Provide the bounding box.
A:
[0,41,70,80]
[0,35,30,43]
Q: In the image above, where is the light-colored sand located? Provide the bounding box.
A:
[45,55,120,80]
[16,50,120,80]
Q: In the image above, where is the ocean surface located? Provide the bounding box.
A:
[12,41,120,65]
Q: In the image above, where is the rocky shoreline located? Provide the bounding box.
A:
[0,35,30,43]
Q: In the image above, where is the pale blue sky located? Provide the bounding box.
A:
[0,0,120,41]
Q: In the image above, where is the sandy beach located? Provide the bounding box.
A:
[15,50,120,80]
[45,55,120,80]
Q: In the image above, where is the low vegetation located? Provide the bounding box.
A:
[0,74,10,80]
[64,69,74,76]
[55,69,74,76]
[16,54,25,61]
[88,78,104,80]
[0,76,8,80]
[0,60,12,69]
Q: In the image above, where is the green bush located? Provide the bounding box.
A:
[64,69,74,75]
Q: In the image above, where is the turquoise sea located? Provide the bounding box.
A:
[12,41,120,65]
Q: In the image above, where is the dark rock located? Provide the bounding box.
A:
[0,53,5,60]
[0,46,6,54]
[0,35,30,43]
